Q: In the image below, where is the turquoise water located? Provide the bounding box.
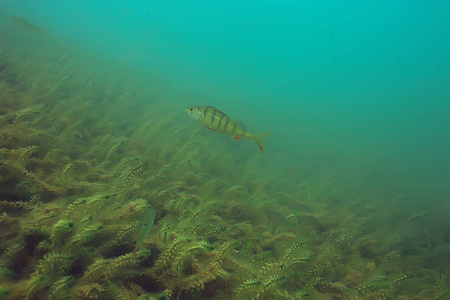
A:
[1,1,449,299]
[4,0,448,196]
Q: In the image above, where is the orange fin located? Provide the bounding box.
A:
[204,126,216,131]
[233,136,242,140]
[254,132,270,153]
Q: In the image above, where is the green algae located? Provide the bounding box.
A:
[0,39,447,300]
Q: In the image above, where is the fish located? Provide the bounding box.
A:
[9,16,46,34]
[264,210,296,232]
[134,207,156,256]
[186,105,269,152]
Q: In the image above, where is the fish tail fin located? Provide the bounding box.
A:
[253,132,270,153]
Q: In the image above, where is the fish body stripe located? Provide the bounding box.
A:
[195,106,252,138]
[231,123,237,134]
[203,106,210,118]
[223,117,230,132]
[211,109,217,123]
[217,113,225,129]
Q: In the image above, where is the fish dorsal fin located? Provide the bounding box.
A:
[234,119,246,130]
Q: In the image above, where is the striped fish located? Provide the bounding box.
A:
[186,105,269,152]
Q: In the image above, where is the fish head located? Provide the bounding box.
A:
[186,106,202,121]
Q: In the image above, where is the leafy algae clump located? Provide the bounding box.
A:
[50,219,75,246]
[0,42,446,300]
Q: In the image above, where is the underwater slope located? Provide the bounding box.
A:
[0,37,449,300]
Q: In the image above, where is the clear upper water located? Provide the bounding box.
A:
[5,0,448,196]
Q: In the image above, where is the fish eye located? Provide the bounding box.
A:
[189,108,193,111]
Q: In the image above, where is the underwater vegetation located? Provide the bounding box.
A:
[0,46,449,300]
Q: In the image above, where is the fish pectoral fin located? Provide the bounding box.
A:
[204,126,216,131]
[232,136,242,140]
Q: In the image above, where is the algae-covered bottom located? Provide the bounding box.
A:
[0,49,448,300]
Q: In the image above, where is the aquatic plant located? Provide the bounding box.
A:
[0,44,446,300]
